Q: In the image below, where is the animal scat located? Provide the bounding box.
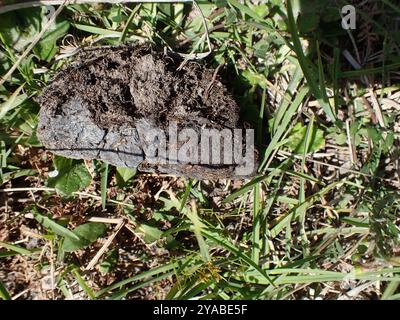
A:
[37,45,257,179]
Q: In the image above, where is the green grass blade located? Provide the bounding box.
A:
[32,207,80,241]
[119,4,141,43]
[109,270,175,300]
[0,84,26,120]
[223,175,269,204]
[227,0,263,22]
[270,181,343,238]
[259,86,309,171]
[273,66,303,133]
[381,281,400,300]
[251,183,261,264]
[72,23,122,36]
[100,162,109,210]
[0,241,34,256]
[382,0,400,14]
[96,260,183,297]
[186,202,210,262]
[0,281,11,300]
[202,229,274,286]
[285,1,336,122]
[180,178,193,212]
[71,267,97,300]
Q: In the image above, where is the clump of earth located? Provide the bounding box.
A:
[37,45,257,179]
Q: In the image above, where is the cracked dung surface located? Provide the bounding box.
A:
[37,45,257,179]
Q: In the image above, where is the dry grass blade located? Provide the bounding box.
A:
[85,219,125,270]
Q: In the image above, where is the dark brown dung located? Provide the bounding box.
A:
[37,45,257,179]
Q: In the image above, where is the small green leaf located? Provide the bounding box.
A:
[254,43,270,60]
[242,69,268,89]
[32,207,80,241]
[285,123,325,154]
[48,156,92,195]
[62,222,107,252]
[99,249,118,274]
[33,20,70,61]
[136,224,163,244]
[116,167,136,187]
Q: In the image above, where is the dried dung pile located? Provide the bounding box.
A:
[37,45,257,179]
